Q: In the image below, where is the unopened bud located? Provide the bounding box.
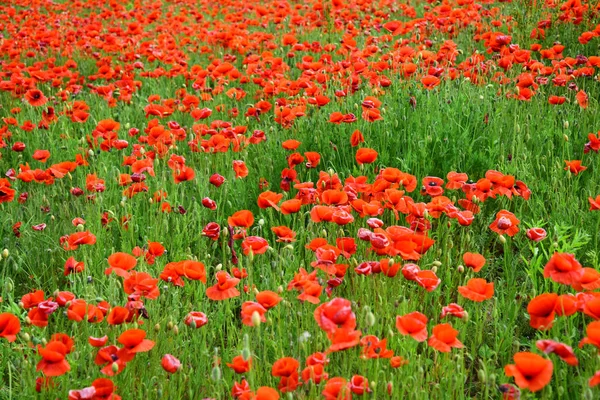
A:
[366,311,376,327]
[112,362,119,373]
[2,249,9,258]
[154,323,161,332]
[457,265,464,273]
[251,311,261,327]
[211,366,222,381]
[172,325,179,335]
[167,321,174,330]
[498,235,507,244]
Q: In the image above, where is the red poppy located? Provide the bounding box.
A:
[489,210,520,237]
[227,355,252,374]
[458,278,494,302]
[355,148,378,165]
[526,228,547,242]
[428,323,464,352]
[37,340,71,376]
[0,313,21,342]
[396,312,428,342]
[206,271,240,300]
[116,329,155,362]
[161,354,181,373]
[564,160,586,175]
[505,352,553,392]
[181,312,206,329]
[543,253,583,285]
[463,252,486,272]
[527,293,558,330]
[536,340,578,366]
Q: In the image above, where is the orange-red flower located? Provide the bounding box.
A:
[206,271,240,300]
[396,312,428,342]
[543,253,583,285]
[37,339,71,376]
[458,278,494,302]
[489,210,520,237]
[0,313,21,342]
[428,323,463,352]
[116,329,155,362]
[527,293,558,330]
[505,352,553,392]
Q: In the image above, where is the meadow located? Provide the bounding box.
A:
[1,0,600,398]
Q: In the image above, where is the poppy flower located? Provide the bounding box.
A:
[32,149,51,163]
[116,329,155,362]
[25,89,48,106]
[564,160,586,175]
[123,272,160,300]
[355,148,377,165]
[458,278,494,301]
[543,253,583,285]
[349,375,371,395]
[0,179,16,204]
[590,195,600,211]
[105,252,137,277]
[233,160,249,178]
[350,130,364,147]
[322,377,351,400]
[526,228,547,242]
[206,271,240,300]
[255,386,280,400]
[414,270,441,292]
[536,340,578,366]
[227,355,252,374]
[304,152,321,168]
[228,210,254,228]
[440,303,467,319]
[489,210,520,237]
[282,139,301,150]
[314,298,356,333]
[161,354,181,373]
[256,291,282,309]
[463,252,486,272]
[527,293,558,330]
[37,340,71,376]
[396,312,428,342]
[271,357,300,392]
[428,323,464,352]
[241,236,269,255]
[504,352,553,392]
[241,301,267,326]
[209,173,226,187]
[0,313,21,342]
[421,177,444,197]
[202,222,221,240]
[184,311,208,328]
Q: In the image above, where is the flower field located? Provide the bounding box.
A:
[1,0,600,398]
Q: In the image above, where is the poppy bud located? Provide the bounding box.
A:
[563,134,568,142]
[242,348,251,360]
[321,229,328,237]
[20,332,30,341]
[432,261,442,267]
[457,265,464,273]
[498,235,507,244]
[211,366,222,381]
[2,249,9,258]
[489,373,496,385]
[251,311,261,327]
[25,316,31,325]
[366,311,376,327]
[477,369,487,383]
[173,325,179,335]
[215,263,222,271]
[167,321,174,330]
[76,224,84,232]
[88,149,95,157]
[112,362,119,373]
[19,301,24,308]
[563,120,569,129]
[258,219,264,226]
[277,285,283,294]
[154,323,161,332]
[387,382,393,396]
[4,281,12,292]
[552,241,559,248]
[432,266,438,273]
